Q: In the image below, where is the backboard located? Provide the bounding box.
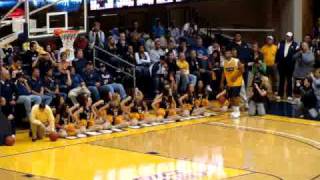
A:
[26,0,87,39]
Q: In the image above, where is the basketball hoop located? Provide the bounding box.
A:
[56,29,79,61]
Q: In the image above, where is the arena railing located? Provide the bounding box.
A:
[93,45,136,93]
[200,27,275,44]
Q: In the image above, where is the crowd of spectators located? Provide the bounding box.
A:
[1,18,320,141]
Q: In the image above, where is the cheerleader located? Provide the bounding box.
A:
[106,93,129,128]
[120,89,149,124]
[72,94,102,133]
[53,95,71,137]
[92,100,113,130]
[195,80,210,108]
[152,87,178,121]
[178,84,204,116]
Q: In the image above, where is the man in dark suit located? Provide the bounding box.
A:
[276,32,299,101]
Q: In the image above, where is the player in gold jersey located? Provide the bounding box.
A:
[220,48,244,118]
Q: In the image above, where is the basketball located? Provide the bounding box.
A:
[53,29,64,37]
[49,132,59,142]
[5,136,15,146]
[218,96,227,104]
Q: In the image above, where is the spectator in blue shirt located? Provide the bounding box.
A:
[67,66,91,105]
[82,61,101,101]
[192,37,212,90]
[43,68,67,100]
[99,64,127,100]
[72,49,87,76]
[29,68,52,106]
[152,19,165,38]
[14,72,41,117]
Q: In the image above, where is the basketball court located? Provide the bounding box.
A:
[1,1,320,180]
[0,114,320,180]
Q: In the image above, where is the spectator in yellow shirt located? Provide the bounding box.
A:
[261,36,278,93]
[176,52,197,93]
[30,103,55,142]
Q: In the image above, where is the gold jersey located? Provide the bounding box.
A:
[223,58,243,87]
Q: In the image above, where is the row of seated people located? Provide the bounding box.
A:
[24,82,231,141]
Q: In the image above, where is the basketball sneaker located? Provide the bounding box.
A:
[230,106,240,119]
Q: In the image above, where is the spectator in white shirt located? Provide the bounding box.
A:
[149,39,165,63]
[89,22,106,49]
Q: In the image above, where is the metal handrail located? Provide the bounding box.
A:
[94,46,135,67]
[93,45,136,92]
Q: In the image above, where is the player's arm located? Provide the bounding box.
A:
[92,100,104,114]
[151,98,162,111]
[220,72,226,90]
[178,94,188,106]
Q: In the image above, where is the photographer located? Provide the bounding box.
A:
[248,74,268,116]
[297,77,318,119]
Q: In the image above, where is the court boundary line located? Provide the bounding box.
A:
[223,172,257,179]
[246,116,320,127]
[311,174,320,180]
[0,167,58,180]
[206,122,320,150]
[262,115,320,126]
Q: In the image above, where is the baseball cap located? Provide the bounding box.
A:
[266,35,274,40]
[286,32,293,37]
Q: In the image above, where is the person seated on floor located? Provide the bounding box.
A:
[179,83,207,116]
[30,103,55,142]
[152,86,178,121]
[53,95,70,134]
[298,77,318,119]
[91,100,113,130]
[103,93,129,128]
[120,88,149,125]
[248,74,269,116]
[71,94,102,133]
[195,80,210,108]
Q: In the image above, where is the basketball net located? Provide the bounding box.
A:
[58,30,79,61]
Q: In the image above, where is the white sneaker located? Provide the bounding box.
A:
[287,97,295,104]
[292,98,300,104]
[221,106,228,112]
[275,96,281,101]
[230,111,240,119]
[206,85,213,92]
